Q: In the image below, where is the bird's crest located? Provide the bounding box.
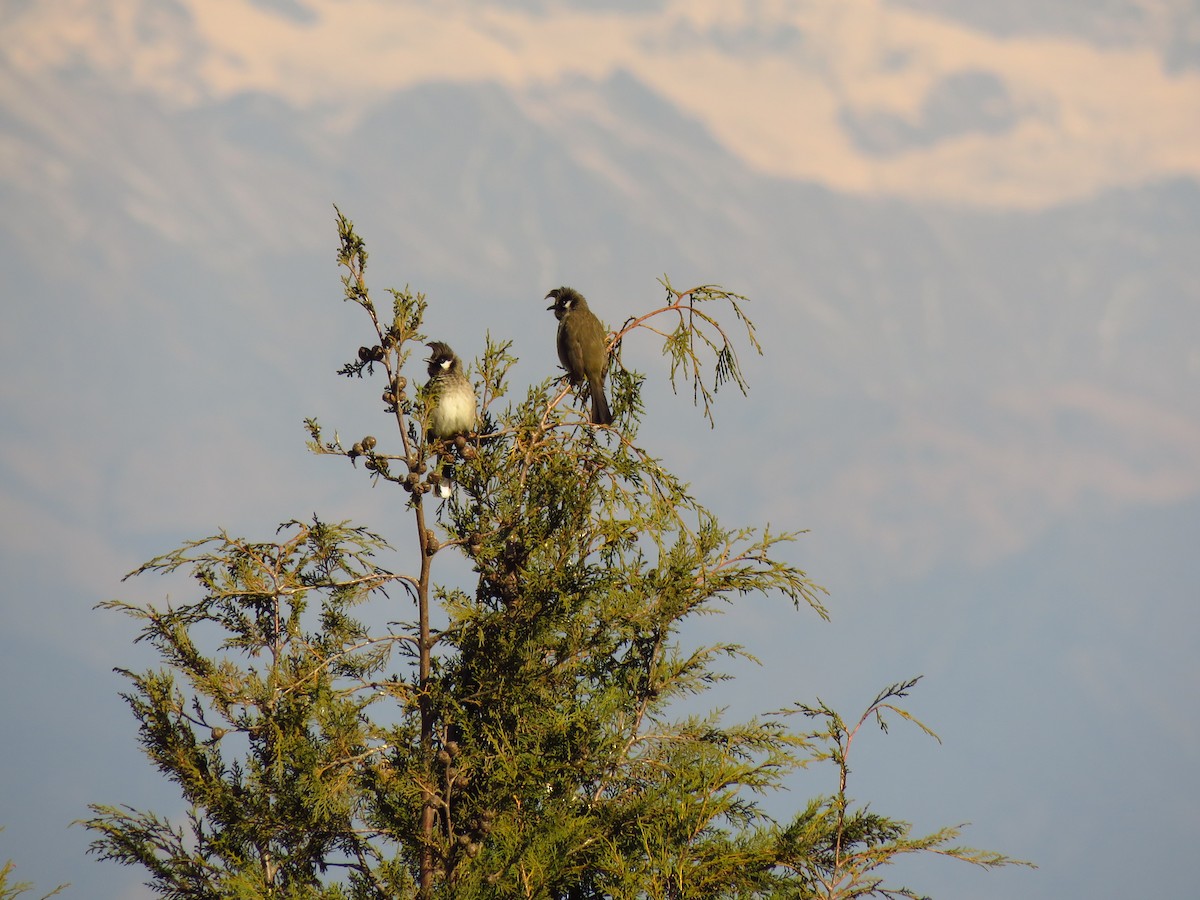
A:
[546,286,583,316]
[426,341,458,374]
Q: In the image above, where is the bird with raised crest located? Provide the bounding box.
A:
[424,341,476,497]
[545,286,613,426]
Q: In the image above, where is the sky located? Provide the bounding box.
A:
[1,1,1198,897]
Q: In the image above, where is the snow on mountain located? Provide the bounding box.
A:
[4,0,1199,207]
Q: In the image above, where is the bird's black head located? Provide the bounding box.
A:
[426,341,459,376]
[546,286,584,320]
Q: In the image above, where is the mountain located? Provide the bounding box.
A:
[3,51,1195,572]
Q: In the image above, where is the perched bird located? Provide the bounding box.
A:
[545,286,613,425]
[424,341,476,496]
[425,341,476,439]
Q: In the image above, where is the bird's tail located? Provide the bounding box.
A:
[590,382,613,426]
[433,452,454,499]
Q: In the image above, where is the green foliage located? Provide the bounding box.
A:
[85,210,1030,898]
[774,679,1034,898]
[85,521,407,898]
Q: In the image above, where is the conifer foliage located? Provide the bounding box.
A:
[84,210,1029,898]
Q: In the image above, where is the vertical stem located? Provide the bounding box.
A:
[415,491,435,899]
[366,297,435,895]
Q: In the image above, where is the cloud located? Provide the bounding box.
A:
[5,0,1199,208]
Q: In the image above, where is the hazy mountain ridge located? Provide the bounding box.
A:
[1,0,1195,581]
[2,48,1195,581]
[7,54,1193,402]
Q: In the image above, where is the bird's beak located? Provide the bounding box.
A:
[546,301,555,310]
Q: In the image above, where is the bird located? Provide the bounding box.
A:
[424,341,476,496]
[545,286,613,425]
[425,341,476,439]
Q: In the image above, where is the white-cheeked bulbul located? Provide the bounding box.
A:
[545,286,613,426]
[424,341,476,497]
